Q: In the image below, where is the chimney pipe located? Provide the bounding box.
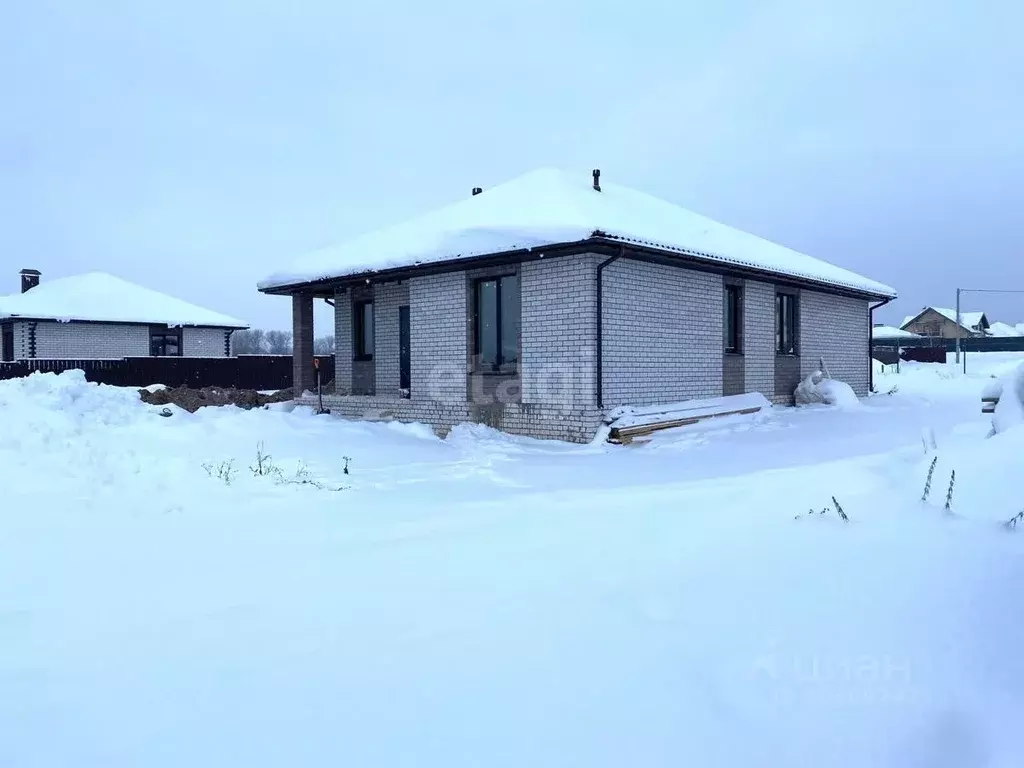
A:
[592,169,601,192]
[471,187,483,196]
[20,269,40,293]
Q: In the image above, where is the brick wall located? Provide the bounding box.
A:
[333,289,352,394]
[601,260,723,408]
[183,327,229,357]
[12,322,31,359]
[374,282,409,398]
[800,290,870,395]
[301,394,604,443]
[521,254,598,409]
[743,280,776,399]
[34,322,150,358]
[409,272,467,405]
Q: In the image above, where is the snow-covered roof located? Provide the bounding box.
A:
[259,168,896,298]
[902,308,987,330]
[988,321,1022,338]
[872,324,920,340]
[0,273,248,328]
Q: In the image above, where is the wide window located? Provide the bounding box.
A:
[474,274,519,372]
[150,326,182,357]
[776,292,798,355]
[725,285,743,353]
[353,300,374,360]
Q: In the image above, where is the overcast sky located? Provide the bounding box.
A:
[2,0,1022,333]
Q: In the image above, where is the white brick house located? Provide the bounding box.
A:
[0,271,247,362]
[259,169,896,442]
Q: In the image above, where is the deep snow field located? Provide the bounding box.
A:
[2,354,1023,767]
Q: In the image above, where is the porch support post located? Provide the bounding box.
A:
[292,292,315,394]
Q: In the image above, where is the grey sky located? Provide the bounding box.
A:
[3,0,1022,333]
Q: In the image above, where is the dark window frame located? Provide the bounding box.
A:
[472,274,519,374]
[1,322,13,362]
[150,325,183,357]
[353,299,374,361]
[724,284,743,354]
[775,291,799,355]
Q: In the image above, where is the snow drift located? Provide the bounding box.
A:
[794,371,859,407]
[993,362,1024,434]
[2,365,1024,768]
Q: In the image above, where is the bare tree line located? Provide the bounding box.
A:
[231,330,335,355]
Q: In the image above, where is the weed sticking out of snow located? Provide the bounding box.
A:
[921,456,938,502]
[201,459,238,485]
[943,470,956,513]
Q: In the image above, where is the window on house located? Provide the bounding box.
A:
[1,323,13,362]
[150,326,182,357]
[776,292,798,355]
[353,300,374,360]
[474,274,519,372]
[725,285,743,353]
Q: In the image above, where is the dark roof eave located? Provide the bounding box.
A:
[259,235,896,302]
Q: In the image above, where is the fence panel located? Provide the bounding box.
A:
[0,355,335,391]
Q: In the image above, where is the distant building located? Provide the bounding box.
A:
[0,270,247,361]
[901,307,989,338]
[871,323,920,341]
[987,321,1022,338]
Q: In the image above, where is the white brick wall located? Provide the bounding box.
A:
[409,272,467,405]
[333,289,352,394]
[183,327,229,357]
[601,260,723,408]
[743,280,776,398]
[34,322,150,358]
[800,290,870,395]
[374,282,410,397]
[521,254,598,408]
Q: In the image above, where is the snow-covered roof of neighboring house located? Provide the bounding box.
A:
[872,324,920,339]
[0,273,248,328]
[987,321,1022,337]
[902,307,987,331]
[259,168,896,298]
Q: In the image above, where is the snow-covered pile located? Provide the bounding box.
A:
[794,371,859,407]
[2,367,1024,767]
[993,362,1024,433]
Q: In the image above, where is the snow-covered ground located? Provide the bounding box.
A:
[2,355,1024,767]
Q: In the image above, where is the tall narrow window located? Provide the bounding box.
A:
[776,292,798,355]
[725,285,743,353]
[353,300,374,360]
[1,323,13,362]
[474,274,519,372]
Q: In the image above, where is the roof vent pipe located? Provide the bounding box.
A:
[592,169,601,191]
[471,187,483,196]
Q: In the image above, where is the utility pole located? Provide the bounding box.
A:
[955,287,961,364]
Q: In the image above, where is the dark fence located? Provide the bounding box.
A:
[872,336,1024,353]
[0,355,334,391]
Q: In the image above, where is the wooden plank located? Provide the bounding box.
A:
[609,405,763,442]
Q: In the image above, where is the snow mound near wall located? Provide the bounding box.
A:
[993,362,1024,434]
[794,371,859,407]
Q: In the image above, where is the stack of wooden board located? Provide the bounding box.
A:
[606,393,771,445]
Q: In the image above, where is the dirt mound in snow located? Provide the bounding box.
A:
[139,386,293,413]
